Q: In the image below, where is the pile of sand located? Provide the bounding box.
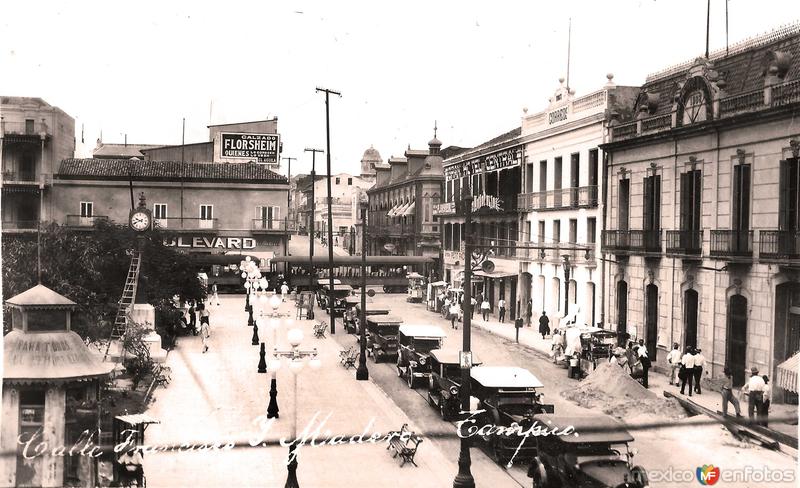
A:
[561,361,687,420]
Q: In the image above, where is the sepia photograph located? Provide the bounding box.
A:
[1,1,799,486]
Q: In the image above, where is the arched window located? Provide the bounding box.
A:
[677,76,713,126]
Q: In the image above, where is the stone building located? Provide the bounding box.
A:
[601,24,800,401]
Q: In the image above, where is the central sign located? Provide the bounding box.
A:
[444,146,522,181]
[220,133,280,164]
[163,236,257,250]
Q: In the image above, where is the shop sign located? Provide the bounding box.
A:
[548,106,568,125]
[444,146,522,181]
[433,202,455,215]
[473,194,502,212]
[221,133,280,163]
[444,250,464,265]
[163,236,257,249]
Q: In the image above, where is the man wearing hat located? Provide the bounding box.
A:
[741,366,766,422]
[693,348,706,394]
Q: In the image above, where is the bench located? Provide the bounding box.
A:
[386,423,423,467]
[313,322,327,339]
[340,347,359,370]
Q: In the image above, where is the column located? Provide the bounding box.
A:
[0,388,20,487]
[42,387,65,487]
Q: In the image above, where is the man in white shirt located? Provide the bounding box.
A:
[498,298,506,323]
[636,339,651,388]
[741,367,766,421]
[693,348,706,394]
[680,347,696,396]
[666,343,682,386]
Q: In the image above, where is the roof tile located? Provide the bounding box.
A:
[57,159,288,183]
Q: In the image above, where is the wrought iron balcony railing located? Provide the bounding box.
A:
[710,230,753,257]
[518,185,598,211]
[758,230,800,260]
[153,217,219,231]
[602,229,661,253]
[665,230,703,255]
[251,219,295,232]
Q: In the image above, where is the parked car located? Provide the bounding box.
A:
[427,349,482,420]
[528,415,649,488]
[470,366,555,466]
[321,283,353,317]
[396,325,447,388]
[365,316,403,362]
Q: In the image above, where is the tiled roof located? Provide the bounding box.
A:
[635,23,800,117]
[93,143,163,158]
[57,159,288,183]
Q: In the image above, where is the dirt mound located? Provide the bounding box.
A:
[561,361,687,420]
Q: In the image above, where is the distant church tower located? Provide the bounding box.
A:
[360,145,381,182]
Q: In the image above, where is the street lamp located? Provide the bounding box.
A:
[269,328,321,488]
[562,254,571,317]
[267,294,288,419]
[356,199,369,380]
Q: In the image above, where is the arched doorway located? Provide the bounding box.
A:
[616,281,628,340]
[645,284,658,361]
[551,277,561,314]
[585,282,596,328]
[520,272,532,319]
[726,294,748,387]
[684,289,699,349]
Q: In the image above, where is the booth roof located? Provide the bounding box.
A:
[6,284,76,308]
[3,330,114,383]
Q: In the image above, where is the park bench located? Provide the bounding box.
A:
[386,423,423,467]
[340,347,359,369]
[153,365,171,388]
[313,322,327,339]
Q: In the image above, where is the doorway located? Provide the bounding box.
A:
[775,282,800,402]
[646,284,658,361]
[616,281,628,341]
[684,289,699,349]
[585,282,596,327]
[726,294,748,387]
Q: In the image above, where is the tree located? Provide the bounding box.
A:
[2,221,205,339]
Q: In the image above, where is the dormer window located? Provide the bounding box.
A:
[683,90,708,125]
[556,94,562,101]
[678,76,712,126]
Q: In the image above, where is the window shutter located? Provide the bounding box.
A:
[654,175,661,230]
[780,160,790,230]
[679,172,689,231]
[618,179,630,231]
[643,177,652,231]
[732,165,742,230]
[256,206,263,219]
[692,171,702,231]
[740,165,751,230]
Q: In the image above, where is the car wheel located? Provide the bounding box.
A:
[529,458,549,488]
[439,400,449,421]
[630,466,649,487]
[406,367,415,388]
[396,356,403,377]
[371,347,378,363]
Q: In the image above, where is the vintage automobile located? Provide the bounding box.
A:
[314,279,341,308]
[527,415,649,488]
[343,296,360,333]
[320,283,353,317]
[470,366,555,466]
[365,315,403,362]
[426,349,482,420]
[396,324,447,388]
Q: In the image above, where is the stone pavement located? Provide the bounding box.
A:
[448,309,798,438]
[143,294,461,488]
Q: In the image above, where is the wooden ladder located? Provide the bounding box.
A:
[103,250,142,361]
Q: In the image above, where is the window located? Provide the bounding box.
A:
[19,389,45,449]
[200,204,213,220]
[732,163,751,231]
[25,119,35,135]
[680,169,702,248]
[335,177,341,185]
[446,180,452,203]
[539,160,547,191]
[588,149,599,187]
[779,158,800,230]
[587,217,597,244]
[256,206,280,229]
[525,162,534,193]
[569,219,577,244]
[554,157,563,207]
[552,220,561,244]
[526,221,533,243]
[80,201,93,217]
[618,179,630,231]
[347,178,352,185]
[538,220,545,244]
[153,204,167,219]
[643,175,661,231]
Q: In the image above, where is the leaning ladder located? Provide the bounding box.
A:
[103,250,142,361]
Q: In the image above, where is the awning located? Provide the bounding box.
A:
[115,413,161,426]
[393,201,410,217]
[402,201,416,216]
[776,352,799,393]
[387,203,402,217]
[473,270,517,279]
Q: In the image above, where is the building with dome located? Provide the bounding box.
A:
[359,145,382,182]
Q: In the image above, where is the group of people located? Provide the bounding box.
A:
[665,344,707,396]
[437,289,507,327]
[179,298,213,353]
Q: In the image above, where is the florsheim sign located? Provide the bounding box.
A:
[221,133,280,164]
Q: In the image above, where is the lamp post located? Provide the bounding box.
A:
[269,328,322,488]
[453,193,475,488]
[562,254,571,317]
[356,199,369,380]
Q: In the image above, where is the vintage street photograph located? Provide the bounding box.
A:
[1,1,799,487]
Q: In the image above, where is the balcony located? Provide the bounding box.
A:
[251,219,295,233]
[710,230,753,258]
[153,218,219,232]
[1,120,51,139]
[518,186,598,211]
[65,215,109,228]
[602,230,662,254]
[758,230,800,261]
[1,171,51,188]
[665,230,703,256]
[1,220,39,232]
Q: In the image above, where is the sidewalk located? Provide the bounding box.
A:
[455,310,798,439]
[143,294,459,487]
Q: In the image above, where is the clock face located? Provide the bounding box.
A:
[131,211,150,231]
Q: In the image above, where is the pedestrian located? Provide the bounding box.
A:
[281,281,289,302]
[721,366,742,418]
[693,348,706,394]
[200,318,210,353]
[188,300,197,335]
[666,343,681,386]
[211,282,220,306]
[760,375,771,427]
[498,298,506,323]
[551,329,564,364]
[538,311,550,339]
[741,367,766,422]
[476,292,483,306]
[636,339,651,389]
[480,298,490,321]
[470,296,477,319]
[198,302,210,337]
[525,300,533,327]
[680,346,696,396]
[442,296,451,318]
[449,301,460,329]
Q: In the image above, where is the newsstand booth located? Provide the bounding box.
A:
[1,285,113,488]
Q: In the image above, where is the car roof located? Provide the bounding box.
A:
[399,324,447,338]
[344,296,360,303]
[470,366,544,388]
[366,316,403,324]
[430,349,482,365]
[317,279,342,285]
[534,415,634,443]
[323,284,354,291]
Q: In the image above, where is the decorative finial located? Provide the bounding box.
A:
[434,120,438,138]
[790,139,800,159]
[736,149,746,164]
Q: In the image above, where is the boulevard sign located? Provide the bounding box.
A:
[221,133,280,164]
[163,236,257,250]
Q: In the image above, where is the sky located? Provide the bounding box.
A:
[2,0,798,177]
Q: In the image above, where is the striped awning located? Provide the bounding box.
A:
[776,352,799,393]
[386,203,402,217]
[401,200,416,216]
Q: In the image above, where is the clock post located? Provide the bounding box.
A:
[129,192,152,300]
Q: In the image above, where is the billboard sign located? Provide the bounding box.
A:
[220,133,280,164]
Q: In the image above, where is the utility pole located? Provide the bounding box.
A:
[316,86,341,334]
[283,156,297,270]
[304,148,324,321]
